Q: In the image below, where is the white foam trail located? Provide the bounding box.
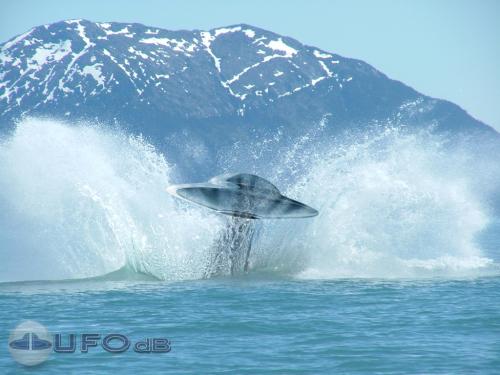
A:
[0,118,222,282]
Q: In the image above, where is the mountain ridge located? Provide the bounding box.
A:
[0,19,496,140]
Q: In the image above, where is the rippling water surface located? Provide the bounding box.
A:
[1,277,500,374]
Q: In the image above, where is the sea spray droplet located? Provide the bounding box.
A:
[0,118,222,282]
[250,126,499,278]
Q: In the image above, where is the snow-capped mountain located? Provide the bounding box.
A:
[0,19,494,140]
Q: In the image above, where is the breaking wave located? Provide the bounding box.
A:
[0,117,498,282]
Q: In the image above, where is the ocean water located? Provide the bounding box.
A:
[1,118,499,373]
[1,277,500,374]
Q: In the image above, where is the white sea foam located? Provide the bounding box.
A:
[0,118,222,282]
[249,126,499,278]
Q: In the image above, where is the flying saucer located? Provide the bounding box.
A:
[166,173,318,219]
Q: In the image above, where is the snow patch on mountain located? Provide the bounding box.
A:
[313,50,332,59]
[101,26,134,37]
[82,64,105,86]
[28,41,72,70]
[200,31,221,72]
[140,37,197,53]
[265,38,297,57]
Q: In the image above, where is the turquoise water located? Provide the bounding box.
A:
[1,276,500,374]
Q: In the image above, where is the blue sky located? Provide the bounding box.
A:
[2,0,499,131]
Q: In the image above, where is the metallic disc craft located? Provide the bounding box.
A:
[167,173,318,219]
[167,173,318,277]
